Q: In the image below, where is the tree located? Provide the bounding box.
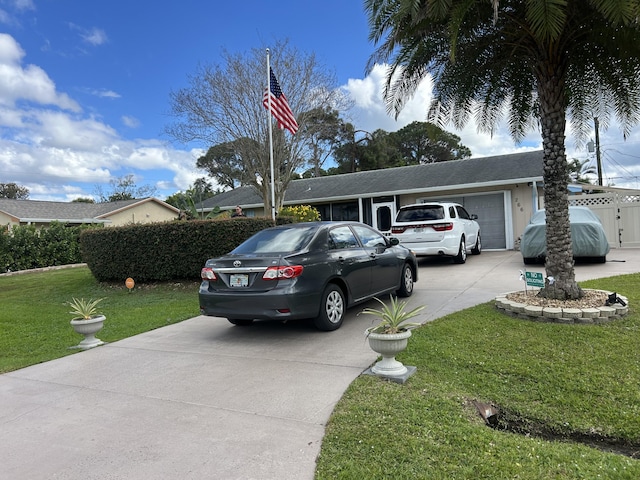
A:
[0,182,29,199]
[365,0,640,300]
[196,140,256,190]
[165,179,220,219]
[297,107,346,177]
[94,175,158,202]
[330,122,470,173]
[72,197,95,203]
[391,121,471,165]
[166,39,350,213]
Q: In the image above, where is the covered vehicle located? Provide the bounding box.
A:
[520,206,610,264]
[199,221,418,331]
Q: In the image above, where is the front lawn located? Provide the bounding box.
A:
[316,274,640,479]
[0,266,199,373]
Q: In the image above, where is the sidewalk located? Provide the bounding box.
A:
[1,250,638,479]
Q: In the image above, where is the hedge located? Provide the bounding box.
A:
[79,217,276,282]
[0,222,89,273]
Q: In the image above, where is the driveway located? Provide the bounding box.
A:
[1,250,638,479]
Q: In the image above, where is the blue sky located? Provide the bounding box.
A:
[1,0,639,202]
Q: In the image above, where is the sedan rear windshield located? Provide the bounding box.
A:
[232,226,317,254]
[396,205,445,222]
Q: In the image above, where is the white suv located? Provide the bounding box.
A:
[390,202,481,263]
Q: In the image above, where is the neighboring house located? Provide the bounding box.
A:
[196,150,640,250]
[0,197,180,229]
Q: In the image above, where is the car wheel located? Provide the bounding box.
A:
[313,284,345,331]
[523,257,536,265]
[471,234,481,255]
[453,237,467,264]
[396,263,414,297]
[228,319,254,326]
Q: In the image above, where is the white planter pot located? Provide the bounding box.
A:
[366,329,411,376]
[70,315,105,349]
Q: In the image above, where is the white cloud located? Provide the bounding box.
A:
[81,27,108,46]
[121,115,140,128]
[0,34,207,200]
[92,88,120,99]
[0,33,80,111]
[68,24,108,46]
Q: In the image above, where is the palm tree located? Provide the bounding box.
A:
[365,0,640,299]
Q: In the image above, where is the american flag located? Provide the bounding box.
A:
[262,67,299,135]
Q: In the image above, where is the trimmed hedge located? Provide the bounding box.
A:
[79,218,276,282]
[0,222,89,273]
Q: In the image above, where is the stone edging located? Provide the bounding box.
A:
[495,289,630,324]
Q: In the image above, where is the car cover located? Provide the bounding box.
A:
[520,207,610,258]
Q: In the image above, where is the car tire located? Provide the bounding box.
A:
[228,319,254,326]
[313,284,345,331]
[396,263,414,297]
[523,257,536,265]
[453,237,467,264]
[471,234,481,255]
[595,255,607,263]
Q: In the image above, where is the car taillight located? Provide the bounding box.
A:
[432,223,453,232]
[201,267,217,280]
[391,227,405,234]
[263,265,304,280]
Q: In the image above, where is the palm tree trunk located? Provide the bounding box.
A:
[537,69,583,300]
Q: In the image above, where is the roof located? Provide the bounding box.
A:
[0,197,180,223]
[198,150,545,210]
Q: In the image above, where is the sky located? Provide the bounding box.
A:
[1,0,639,203]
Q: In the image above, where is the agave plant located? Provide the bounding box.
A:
[67,297,104,320]
[362,295,425,335]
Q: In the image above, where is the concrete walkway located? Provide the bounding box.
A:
[1,250,638,479]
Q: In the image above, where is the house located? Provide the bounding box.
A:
[196,150,640,250]
[0,197,181,229]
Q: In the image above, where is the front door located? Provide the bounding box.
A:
[373,202,395,232]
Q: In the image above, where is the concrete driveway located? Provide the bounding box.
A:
[1,250,638,479]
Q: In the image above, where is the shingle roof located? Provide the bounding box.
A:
[199,150,545,210]
[0,198,178,223]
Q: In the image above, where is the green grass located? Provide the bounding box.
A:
[316,274,640,479]
[0,266,200,373]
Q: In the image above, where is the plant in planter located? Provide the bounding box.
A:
[362,295,425,379]
[67,297,106,349]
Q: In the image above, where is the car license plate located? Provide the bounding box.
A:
[229,274,249,287]
[413,227,424,233]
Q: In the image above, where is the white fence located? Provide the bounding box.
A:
[569,191,640,248]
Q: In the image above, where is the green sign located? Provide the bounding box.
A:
[525,271,544,288]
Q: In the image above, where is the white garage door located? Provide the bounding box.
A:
[438,193,506,249]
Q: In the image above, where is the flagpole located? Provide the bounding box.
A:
[266,49,276,220]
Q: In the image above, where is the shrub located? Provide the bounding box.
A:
[0,222,91,273]
[80,217,275,282]
[278,205,321,222]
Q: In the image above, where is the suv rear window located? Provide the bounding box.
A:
[396,205,445,222]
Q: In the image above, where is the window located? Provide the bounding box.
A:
[456,206,471,220]
[352,225,387,248]
[328,226,359,250]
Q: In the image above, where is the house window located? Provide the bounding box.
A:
[331,202,359,221]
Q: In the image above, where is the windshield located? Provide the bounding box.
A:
[396,205,445,222]
[232,226,318,254]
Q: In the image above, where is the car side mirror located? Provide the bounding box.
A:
[388,237,400,246]
[471,214,478,220]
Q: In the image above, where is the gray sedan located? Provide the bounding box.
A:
[199,221,418,331]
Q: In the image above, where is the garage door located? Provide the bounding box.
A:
[440,194,506,249]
